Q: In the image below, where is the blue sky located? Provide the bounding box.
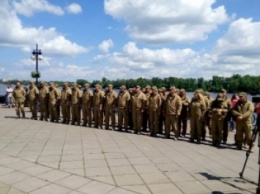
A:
[0,0,260,81]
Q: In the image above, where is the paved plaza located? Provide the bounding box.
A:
[0,106,258,194]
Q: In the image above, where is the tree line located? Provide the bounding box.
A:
[1,74,260,94]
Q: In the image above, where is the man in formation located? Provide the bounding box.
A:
[71,83,82,125]
[232,92,254,150]
[142,85,152,132]
[132,86,147,134]
[49,82,60,122]
[210,93,228,147]
[13,82,26,118]
[177,89,190,137]
[93,84,104,129]
[189,90,206,144]
[164,87,182,139]
[117,85,131,131]
[13,81,254,150]
[104,84,117,130]
[148,86,161,137]
[82,83,93,127]
[39,81,49,121]
[61,82,72,124]
[28,81,39,120]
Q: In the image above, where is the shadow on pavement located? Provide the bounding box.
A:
[199,172,256,194]
[4,116,18,119]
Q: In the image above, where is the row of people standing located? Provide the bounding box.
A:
[12,81,255,150]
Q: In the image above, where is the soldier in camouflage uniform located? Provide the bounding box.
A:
[82,83,93,127]
[158,87,167,134]
[39,82,49,121]
[142,85,152,132]
[148,86,161,137]
[49,82,59,122]
[71,83,82,126]
[28,81,39,120]
[232,92,254,150]
[164,87,182,139]
[93,84,105,129]
[221,89,232,144]
[104,84,117,130]
[189,90,206,144]
[177,89,190,137]
[132,86,147,134]
[61,82,72,124]
[118,85,131,131]
[210,93,228,147]
[13,82,26,118]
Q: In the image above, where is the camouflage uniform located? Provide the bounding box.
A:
[189,91,206,143]
[93,85,105,128]
[82,84,93,127]
[164,87,182,139]
[232,92,254,150]
[13,83,26,118]
[61,83,72,124]
[104,85,117,130]
[148,86,161,136]
[118,86,131,131]
[39,82,49,121]
[132,86,146,134]
[29,82,39,120]
[210,93,228,147]
[71,84,82,125]
[49,83,59,122]
[177,89,190,137]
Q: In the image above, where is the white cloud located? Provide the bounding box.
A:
[99,39,114,53]
[216,18,260,56]
[65,3,82,14]
[94,42,199,78]
[0,0,88,56]
[104,0,228,43]
[12,0,64,17]
[212,18,260,74]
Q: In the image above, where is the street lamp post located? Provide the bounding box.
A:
[31,44,42,86]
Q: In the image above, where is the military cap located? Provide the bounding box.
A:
[85,83,90,87]
[145,85,151,89]
[128,88,133,92]
[239,92,247,97]
[216,93,224,101]
[136,85,141,89]
[95,84,100,87]
[180,89,186,93]
[30,80,35,84]
[170,86,176,90]
[78,85,82,88]
[161,87,166,91]
[120,85,126,89]
[152,86,158,90]
[108,84,113,87]
[195,89,203,93]
[221,88,227,93]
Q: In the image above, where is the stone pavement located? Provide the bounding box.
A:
[0,106,258,194]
